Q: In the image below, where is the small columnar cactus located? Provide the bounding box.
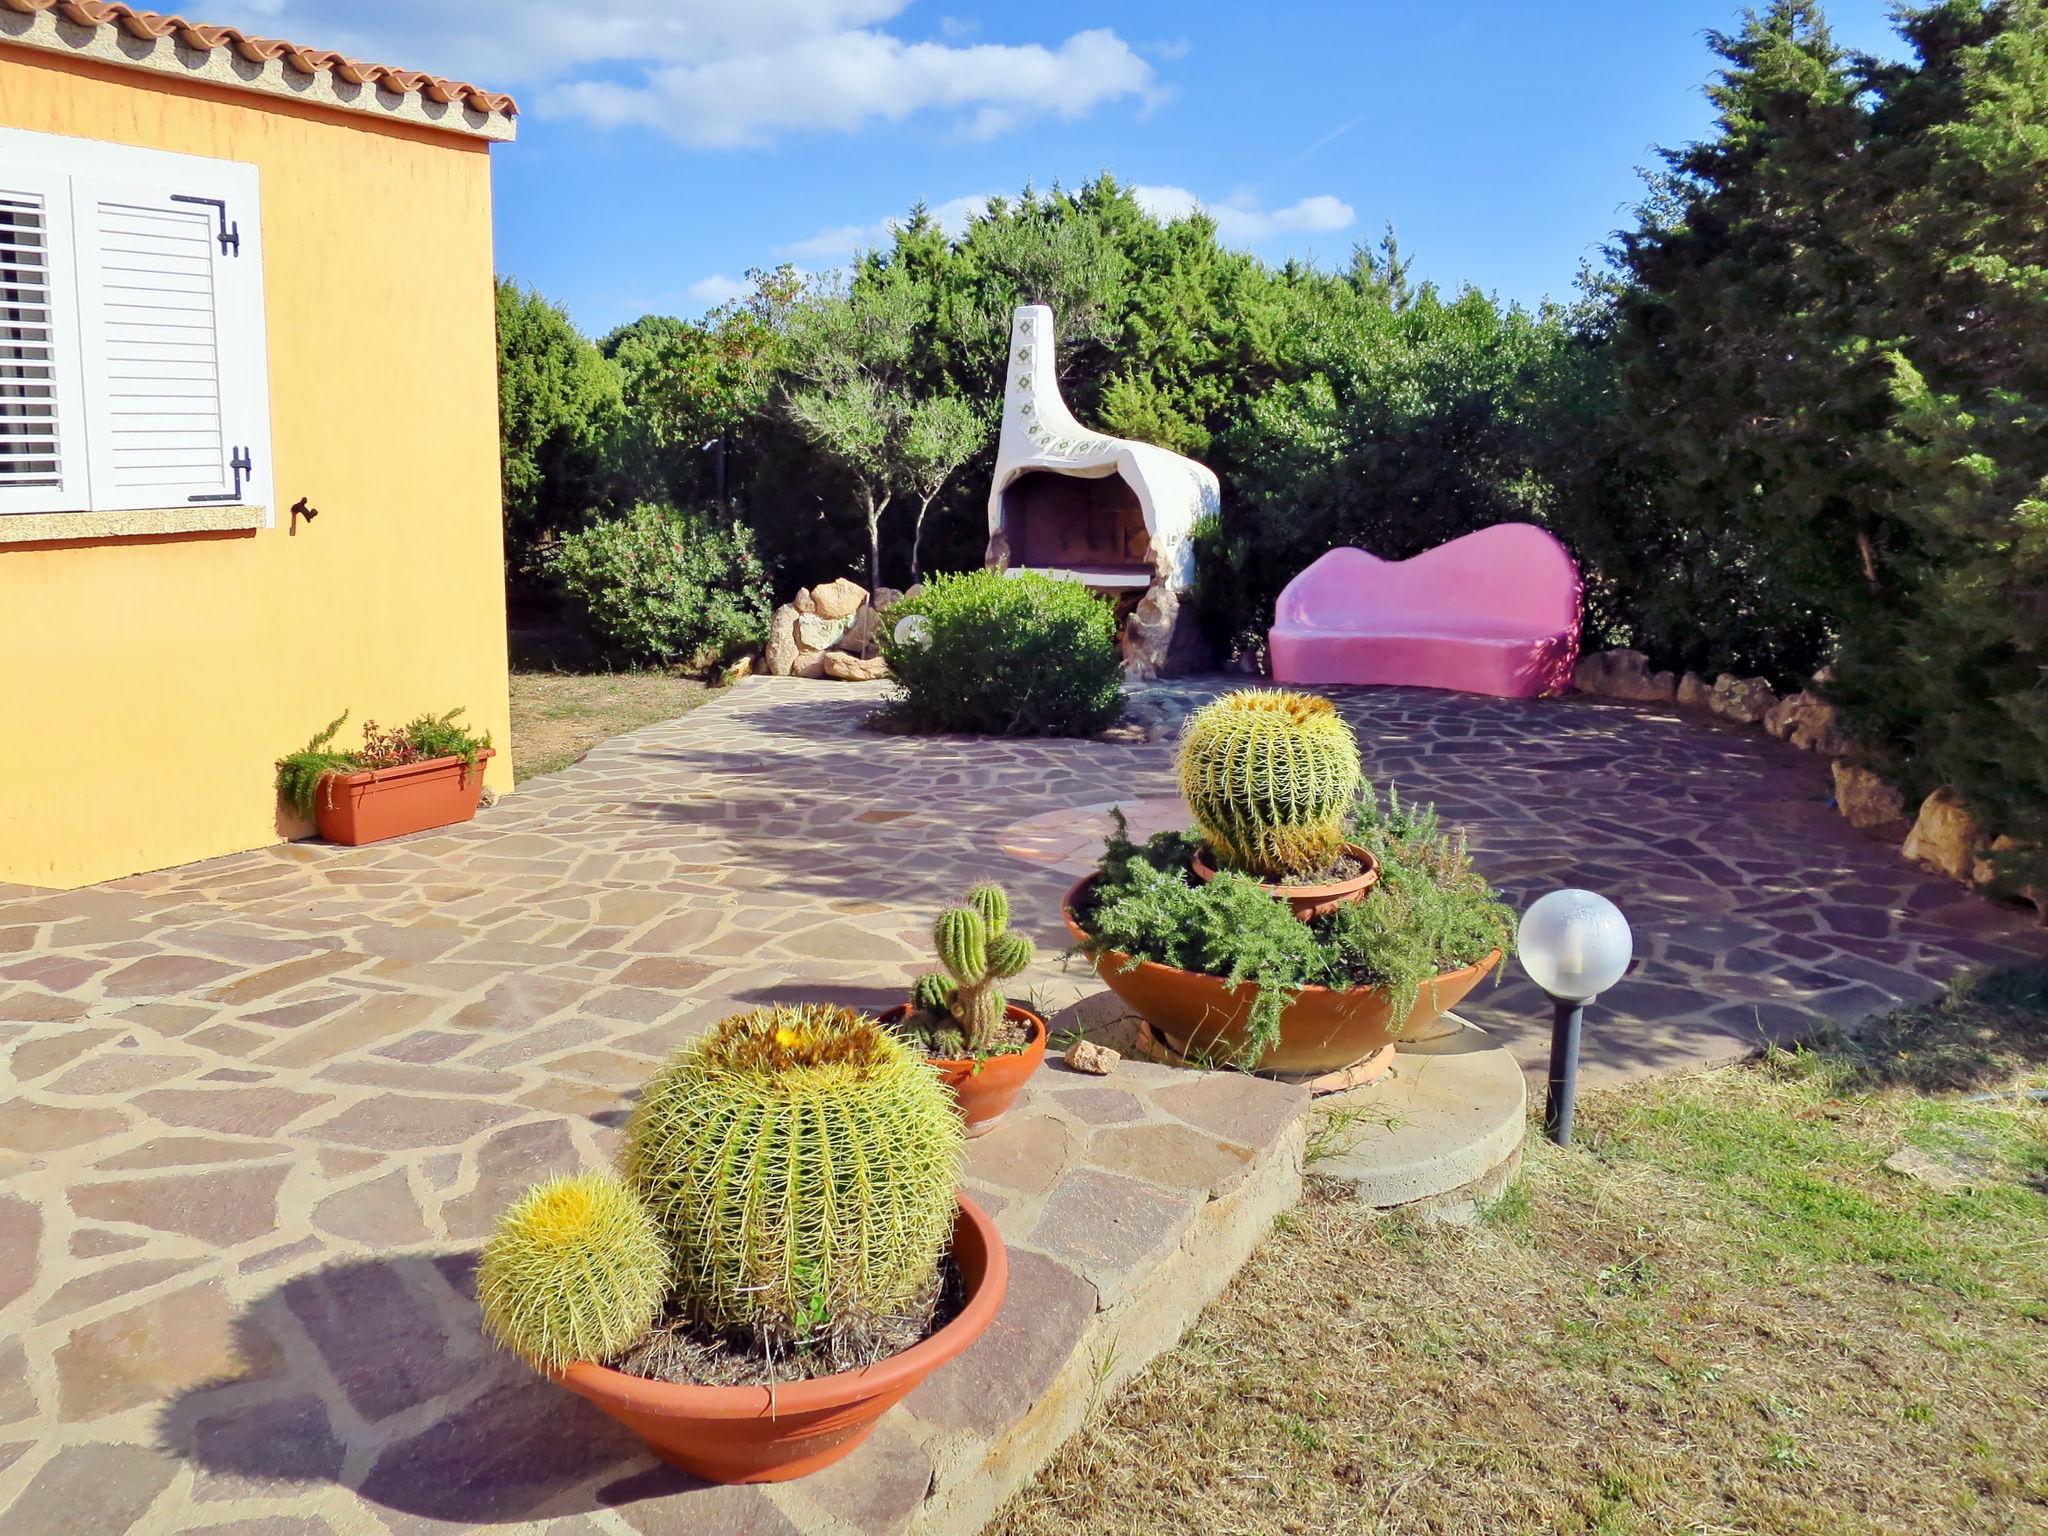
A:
[623,1004,963,1353]
[478,1170,670,1372]
[1177,688,1363,879]
[913,883,1035,1052]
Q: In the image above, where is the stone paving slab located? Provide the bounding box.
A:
[0,675,2041,1534]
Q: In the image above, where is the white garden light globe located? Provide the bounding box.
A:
[893,613,932,648]
[1517,889,1633,1003]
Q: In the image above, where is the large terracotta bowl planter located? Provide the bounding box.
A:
[1191,841,1381,921]
[312,751,493,846]
[877,1003,1047,1138]
[1064,876,1499,1077]
[555,1197,1006,1484]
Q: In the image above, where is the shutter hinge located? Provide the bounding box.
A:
[170,194,240,256]
[189,447,253,504]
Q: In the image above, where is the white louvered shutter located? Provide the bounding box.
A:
[0,167,89,514]
[71,175,259,511]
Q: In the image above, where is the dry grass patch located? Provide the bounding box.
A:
[508,670,709,781]
[995,969,2048,1536]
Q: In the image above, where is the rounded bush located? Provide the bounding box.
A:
[1178,688,1363,878]
[478,1170,670,1372]
[879,568,1123,737]
[550,502,771,669]
[622,1004,963,1353]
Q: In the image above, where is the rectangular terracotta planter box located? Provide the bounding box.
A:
[312,750,494,846]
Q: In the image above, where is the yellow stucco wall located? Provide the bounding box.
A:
[0,49,513,889]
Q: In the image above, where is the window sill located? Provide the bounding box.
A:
[0,505,267,546]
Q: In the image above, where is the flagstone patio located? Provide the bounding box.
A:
[0,676,2041,1535]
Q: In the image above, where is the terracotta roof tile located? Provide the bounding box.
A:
[1,0,519,118]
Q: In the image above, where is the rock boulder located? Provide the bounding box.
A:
[819,650,889,682]
[1833,761,1908,835]
[765,604,801,677]
[794,612,852,652]
[809,577,868,621]
[1903,788,1985,882]
[1764,690,1843,753]
[1971,835,2047,920]
[1708,674,1778,725]
[1573,650,1676,703]
[1122,586,1181,681]
[1064,1039,1121,1076]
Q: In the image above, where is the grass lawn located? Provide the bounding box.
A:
[508,669,710,780]
[995,968,2048,1536]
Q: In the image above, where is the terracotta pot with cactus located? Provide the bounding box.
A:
[880,883,1048,1137]
[478,1004,1006,1484]
[1179,689,1379,919]
[1063,688,1514,1078]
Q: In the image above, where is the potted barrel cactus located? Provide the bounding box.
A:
[478,1003,1007,1484]
[880,883,1048,1136]
[1064,690,1512,1080]
[1180,689,1378,919]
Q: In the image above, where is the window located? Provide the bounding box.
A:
[0,128,271,525]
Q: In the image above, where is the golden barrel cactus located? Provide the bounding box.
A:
[623,1004,964,1353]
[478,1169,670,1372]
[1177,688,1363,879]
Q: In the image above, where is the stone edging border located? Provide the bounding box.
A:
[1572,648,2043,920]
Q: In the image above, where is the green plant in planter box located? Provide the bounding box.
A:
[623,1004,963,1356]
[275,713,356,819]
[905,883,1036,1057]
[1177,689,1363,879]
[273,707,492,816]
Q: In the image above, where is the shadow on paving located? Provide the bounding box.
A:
[155,1253,732,1529]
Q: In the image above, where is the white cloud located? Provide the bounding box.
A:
[1131,186,1357,245]
[777,192,997,260]
[777,184,1354,267]
[222,2,1157,148]
[685,274,754,309]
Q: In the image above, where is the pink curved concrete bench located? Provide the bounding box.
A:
[1269,524,1581,698]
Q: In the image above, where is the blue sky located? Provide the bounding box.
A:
[236,1,1909,336]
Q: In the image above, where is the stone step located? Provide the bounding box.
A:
[1309,1021,1527,1221]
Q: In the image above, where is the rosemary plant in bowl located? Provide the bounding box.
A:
[1066,690,1513,1078]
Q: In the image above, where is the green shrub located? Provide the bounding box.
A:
[879,568,1123,736]
[274,708,492,817]
[478,1170,669,1372]
[550,502,770,669]
[622,1004,962,1359]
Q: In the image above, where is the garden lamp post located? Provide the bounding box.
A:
[1516,889,1633,1147]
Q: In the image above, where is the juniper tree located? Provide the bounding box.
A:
[1601,0,1881,682]
[1839,0,2048,889]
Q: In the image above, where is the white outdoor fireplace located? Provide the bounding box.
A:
[984,305,1219,676]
